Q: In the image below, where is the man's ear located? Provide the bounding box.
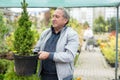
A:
[64,19,68,24]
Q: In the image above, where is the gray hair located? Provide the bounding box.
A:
[56,7,70,24]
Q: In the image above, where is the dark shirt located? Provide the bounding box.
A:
[42,27,61,74]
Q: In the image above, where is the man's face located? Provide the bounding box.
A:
[52,9,68,28]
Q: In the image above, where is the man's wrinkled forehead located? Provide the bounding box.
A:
[53,9,64,17]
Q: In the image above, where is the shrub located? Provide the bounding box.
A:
[13,0,35,56]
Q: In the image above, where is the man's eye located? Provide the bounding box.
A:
[53,15,59,18]
[56,15,59,18]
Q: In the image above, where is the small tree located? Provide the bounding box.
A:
[0,12,9,53]
[13,0,35,56]
[93,16,107,33]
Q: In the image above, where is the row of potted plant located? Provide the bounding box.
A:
[99,33,120,67]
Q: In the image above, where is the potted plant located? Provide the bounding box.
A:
[13,0,38,76]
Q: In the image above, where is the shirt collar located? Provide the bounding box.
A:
[51,25,67,34]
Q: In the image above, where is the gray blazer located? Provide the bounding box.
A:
[33,26,79,80]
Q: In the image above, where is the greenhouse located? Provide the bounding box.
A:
[0,0,120,80]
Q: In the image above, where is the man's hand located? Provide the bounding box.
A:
[38,51,50,60]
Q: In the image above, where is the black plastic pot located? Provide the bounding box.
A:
[14,54,38,76]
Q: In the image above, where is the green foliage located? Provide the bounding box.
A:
[101,47,115,64]
[13,0,35,55]
[0,59,10,74]
[67,18,83,33]
[107,17,120,32]
[0,59,11,80]
[94,16,120,33]
[107,17,116,31]
[74,53,80,66]
[93,16,107,33]
[0,74,4,80]
[32,30,39,47]
[83,21,89,27]
[0,11,9,53]
[6,33,14,52]
[4,61,40,80]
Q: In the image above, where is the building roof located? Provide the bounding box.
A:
[0,0,120,8]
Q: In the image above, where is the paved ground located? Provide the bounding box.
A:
[73,43,120,80]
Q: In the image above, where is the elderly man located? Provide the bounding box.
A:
[33,7,79,80]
